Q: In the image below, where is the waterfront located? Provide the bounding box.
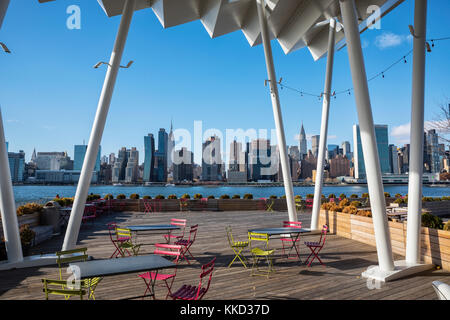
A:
[13,184,450,205]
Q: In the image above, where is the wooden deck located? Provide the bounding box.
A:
[0,209,448,300]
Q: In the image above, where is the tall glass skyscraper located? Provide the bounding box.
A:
[143,134,155,182]
[74,145,101,172]
[353,124,390,180]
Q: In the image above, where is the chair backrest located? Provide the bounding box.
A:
[248,232,270,250]
[154,243,182,263]
[170,218,187,236]
[107,222,118,239]
[55,247,89,280]
[225,226,235,246]
[116,227,132,240]
[196,257,216,300]
[317,225,328,247]
[42,279,86,300]
[187,224,198,243]
[283,221,302,229]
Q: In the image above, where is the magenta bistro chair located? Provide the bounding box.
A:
[138,244,182,300]
[175,224,198,264]
[170,257,216,300]
[163,218,187,244]
[304,225,328,267]
[280,220,302,259]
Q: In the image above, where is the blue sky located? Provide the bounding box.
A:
[1,0,449,164]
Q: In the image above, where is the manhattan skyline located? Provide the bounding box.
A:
[1,0,449,162]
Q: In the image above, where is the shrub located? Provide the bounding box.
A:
[87,194,101,201]
[394,198,405,204]
[220,194,230,199]
[207,195,215,199]
[356,210,372,217]
[443,221,450,231]
[294,195,302,200]
[116,194,126,200]
[193,194,203,200]
[306,194,314,199]
[104,194,114,200]
[16,203,44,216]
[243,193,253,199]
[350,194,358,199]
[129,193,140,200]
[232,194,240,199]
[53,197,74,207]
[155,195,165,200]
[338,198,350,208]
[342,205,358,215]
[269,195,277,199]
[329,204,341,212]
[339,193,346,199]
[167,194,177,199]
[395,193,402,198]
[361,193,369,198]
[280,195,286,199]
[181,194,190,199]
[328,194,336,199]
[350,201,362,208]
[321,202,334,210]
[421,212,443,229]
[19,224,35,246]
[442,196,450,201]
[384,192,391,198]
[142,195,152,200]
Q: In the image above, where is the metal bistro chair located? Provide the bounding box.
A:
[170,257,216,301]
[225,226,249,268]
[55,247,102,300]
[143,198,153,214]
[138,244,182,300]
[41,279,87,300]
[163,218,187,244]
[304,225,328,267]
[107,222,129,258]
[115,227,142,257]
[175,224,198,264]
[280,220,302,260]
[248,232,275,278]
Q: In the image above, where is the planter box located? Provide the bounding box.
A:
[319,209,450,271]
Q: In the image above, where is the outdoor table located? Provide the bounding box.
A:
[59,207,72,227]
[126,224,181,246]
[68,254,175,299]
[248,227,311,262]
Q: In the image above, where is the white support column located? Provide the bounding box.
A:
[311,19,336,231]
[0,108,23,263]
[62,0,136,251]
[406,0,427,264]
[256,0,296,222]
[340,0,394,273]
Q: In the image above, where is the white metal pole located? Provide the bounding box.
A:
[406,0,427,264]
[340,0,394,271]
[0,107,23,263]
[311,19,336,231]
[62,0,136,250]
[256,0,297,222]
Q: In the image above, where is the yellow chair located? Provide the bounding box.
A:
[42,279,87,300]
[55,247,102,300]
[295,197,304,211]
[225,226,249,268]
[115,227,141,257]
[248,232,275,278]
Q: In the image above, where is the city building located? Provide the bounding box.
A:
[143,133,155,182]
[389,144,400,174]
[228,140,247,183]
[311,135,320,158]
[73,145,101,172]
[353,124,390,180]
[327,144,339,160]
[35,170,98,184]
[300,150,317,179]
[112,147,128,183]
[155,128,169,182]
[426,129,441,173]
[249,138,275,182]
[201,135,223,181]
[173,147,194,182]
[36,151,72,171]
[299,124,307,159]
[342,141,352,160]
[8,150,25,182]
[329,154,350,178]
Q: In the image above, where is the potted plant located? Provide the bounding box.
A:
[20,224,35,256]
[129,193,140,199]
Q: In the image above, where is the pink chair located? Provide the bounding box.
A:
[305,198,313,208]
[138,243,182,300]
[175,224,198,264]
[163,218,187,244]
[81,205,97,225]
[170,257,216,300]
[257,198,266,211]
[280,221,302,259]
[143,199,153,214]
[304,225,328,267]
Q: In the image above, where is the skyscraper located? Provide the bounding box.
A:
[311,135,320,158]
[201,135,223,181]
[389,144,400,174]
[249,139,275,181]
[155,128,169,182]
[299,123,307,159]
[427,129,440,173]
[125,147,139,183]
[143,133,155,182]
[173,147,194,182]
[353,124,390,179]
[74,145,101,172]
[342,141,352,160]
[8,150,25,182]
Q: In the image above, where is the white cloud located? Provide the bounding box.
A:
[391,123,410,144]
[375,32,410,49]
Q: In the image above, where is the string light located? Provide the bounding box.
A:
[276,35,450,101]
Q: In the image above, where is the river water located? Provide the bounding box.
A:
[12,184,450,205]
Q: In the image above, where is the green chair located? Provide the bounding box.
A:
[115,227,141,257]
[248,232,275,278]
[55,247,102,300]
[41,279,87,300]
[225,226,249,268]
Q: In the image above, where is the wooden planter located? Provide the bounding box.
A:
[319,209,450,270]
